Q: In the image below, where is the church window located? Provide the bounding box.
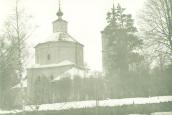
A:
[47,54,51,60]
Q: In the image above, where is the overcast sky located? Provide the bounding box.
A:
[0,0,145,71]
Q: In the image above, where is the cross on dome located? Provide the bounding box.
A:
[56,0,63,19]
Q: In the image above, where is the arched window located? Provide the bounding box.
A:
[47,54,51,60]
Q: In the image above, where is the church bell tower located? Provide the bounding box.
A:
[52,1,68,33]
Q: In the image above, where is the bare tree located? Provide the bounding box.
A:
[0,0,36,110]
[140,0,172,67]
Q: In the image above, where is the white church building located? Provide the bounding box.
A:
[25,3,87,104]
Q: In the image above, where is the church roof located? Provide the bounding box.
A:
[28,60,75,69]
[47,32,78,42]
[35,32,83,48]
[35,1,84,47]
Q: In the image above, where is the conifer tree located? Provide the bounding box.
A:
[102,3,143,77]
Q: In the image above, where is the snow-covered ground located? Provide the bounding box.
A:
[151,112,172,115]
[1,96,172,114]
[129,114,147,115]
[25,96,172,111]
[0,109,22,115]
[129,113,172,115]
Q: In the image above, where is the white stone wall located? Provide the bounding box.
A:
[35,41,84,67]
[27,65,73,102]
[27,65,86,104]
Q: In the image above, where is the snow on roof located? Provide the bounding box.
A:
[55,60,75,66]
[37,32,79,45]
[51,67,85,82]
[11,79,27,89]
[29,60,75,69]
